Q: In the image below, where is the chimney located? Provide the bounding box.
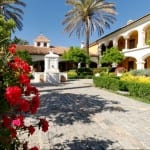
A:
[80,41,84,49]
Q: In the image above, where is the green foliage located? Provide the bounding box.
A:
[93,67,109,74]
[0,15,15,47]
[93,76,120,91]
[101,47,124,65]
[11,36,29,45]
[130,69,150,77]
[93,75,150,103]
[62,46,90,64]
[67,70,78,79]
[16,50,32,65]
[77,67,93,76]
[77,67,93,79]
[0,0,26,31]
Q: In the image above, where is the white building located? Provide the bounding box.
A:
[89,13,150,70]
[16,34,70,72]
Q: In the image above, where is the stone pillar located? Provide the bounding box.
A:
[137,29,144,48]
[113,39,118,47]
[136,60,145,70]
[124,36,129,49]
[44,57,49,72]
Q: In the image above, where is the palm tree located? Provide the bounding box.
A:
[0,0,26,30]
[63,0,116,56]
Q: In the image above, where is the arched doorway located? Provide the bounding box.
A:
[127,31,138,49]
[144,56,150,69]
[120,57,137,71]
[118,36,125,51]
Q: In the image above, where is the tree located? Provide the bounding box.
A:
[63,0,116,57]
[100,47,124,66]
[0,0,26,30]
[0,15,15,48]
[11,36,29,45]
[16,50,32,65]
[62,46,90,68]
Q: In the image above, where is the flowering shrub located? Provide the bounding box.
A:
[121,72,150,84]
[0,43,49,149]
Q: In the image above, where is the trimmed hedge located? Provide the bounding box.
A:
[93,76,150,103]
[93,76,120,91]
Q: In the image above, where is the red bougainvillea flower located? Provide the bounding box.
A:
[30,95,40,114]
[5,86,22,105]
[39,119,49,132]
[19,74,30,85]
[8,57,31,73]
[19,98,30,113]
[10,127,17,138]
[12,119,21,127]
[8,44,16,54]
[28,125,35,135]
[2,115,12,128]
[25,85,39,96]
[12,115,24,127]
[29,146,39,150]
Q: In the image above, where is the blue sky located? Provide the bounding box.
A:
[13,0,150,48]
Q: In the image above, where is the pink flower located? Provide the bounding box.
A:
[12,119,21,127]
[12,115,24,127]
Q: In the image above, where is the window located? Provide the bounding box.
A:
[129,39,135,49]
[37,42,40,47]
[44,42,47,47]
[145,29,150,43]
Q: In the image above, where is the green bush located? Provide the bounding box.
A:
[127,81,150,101]
[130,69,150,77]
[93,67,108,74]
[77,67,93,75]
[93,76,120,91]
[93,75,150,103]
[67,70,78,79]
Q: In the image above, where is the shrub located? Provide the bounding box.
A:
[93,67,108,74]
[77,67,93,75]
[130,69,150,77]
[67,70,78,79]
[93,76,120,91]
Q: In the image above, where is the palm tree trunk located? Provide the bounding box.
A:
[85,20,90,56]
[85,19,90,67]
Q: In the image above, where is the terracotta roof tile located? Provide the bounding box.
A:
[16,45,68,55]
[34,34,50,42]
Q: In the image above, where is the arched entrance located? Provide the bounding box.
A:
[144,56,150,69]
[120,57,137,71]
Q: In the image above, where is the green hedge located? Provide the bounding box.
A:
[127,81,150,102]
[93,76,120,91]
[93,76,150,103]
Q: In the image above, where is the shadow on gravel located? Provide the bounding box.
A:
[35,92,127,126]
[51,137,120,150]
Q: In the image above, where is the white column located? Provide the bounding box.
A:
[113,39,118,47]
[137,29,144,48]
[125,37,129,49]
[44,57,49,72]
[136,60,145,70]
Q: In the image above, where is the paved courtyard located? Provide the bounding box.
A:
[26,79,150,150]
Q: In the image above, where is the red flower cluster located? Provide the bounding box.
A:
[39,118,49,132]
[5,86,22,106]
[8,44,16,54]
[8,57,31,73]
[19,74,30,85]
[0,44,49,149]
